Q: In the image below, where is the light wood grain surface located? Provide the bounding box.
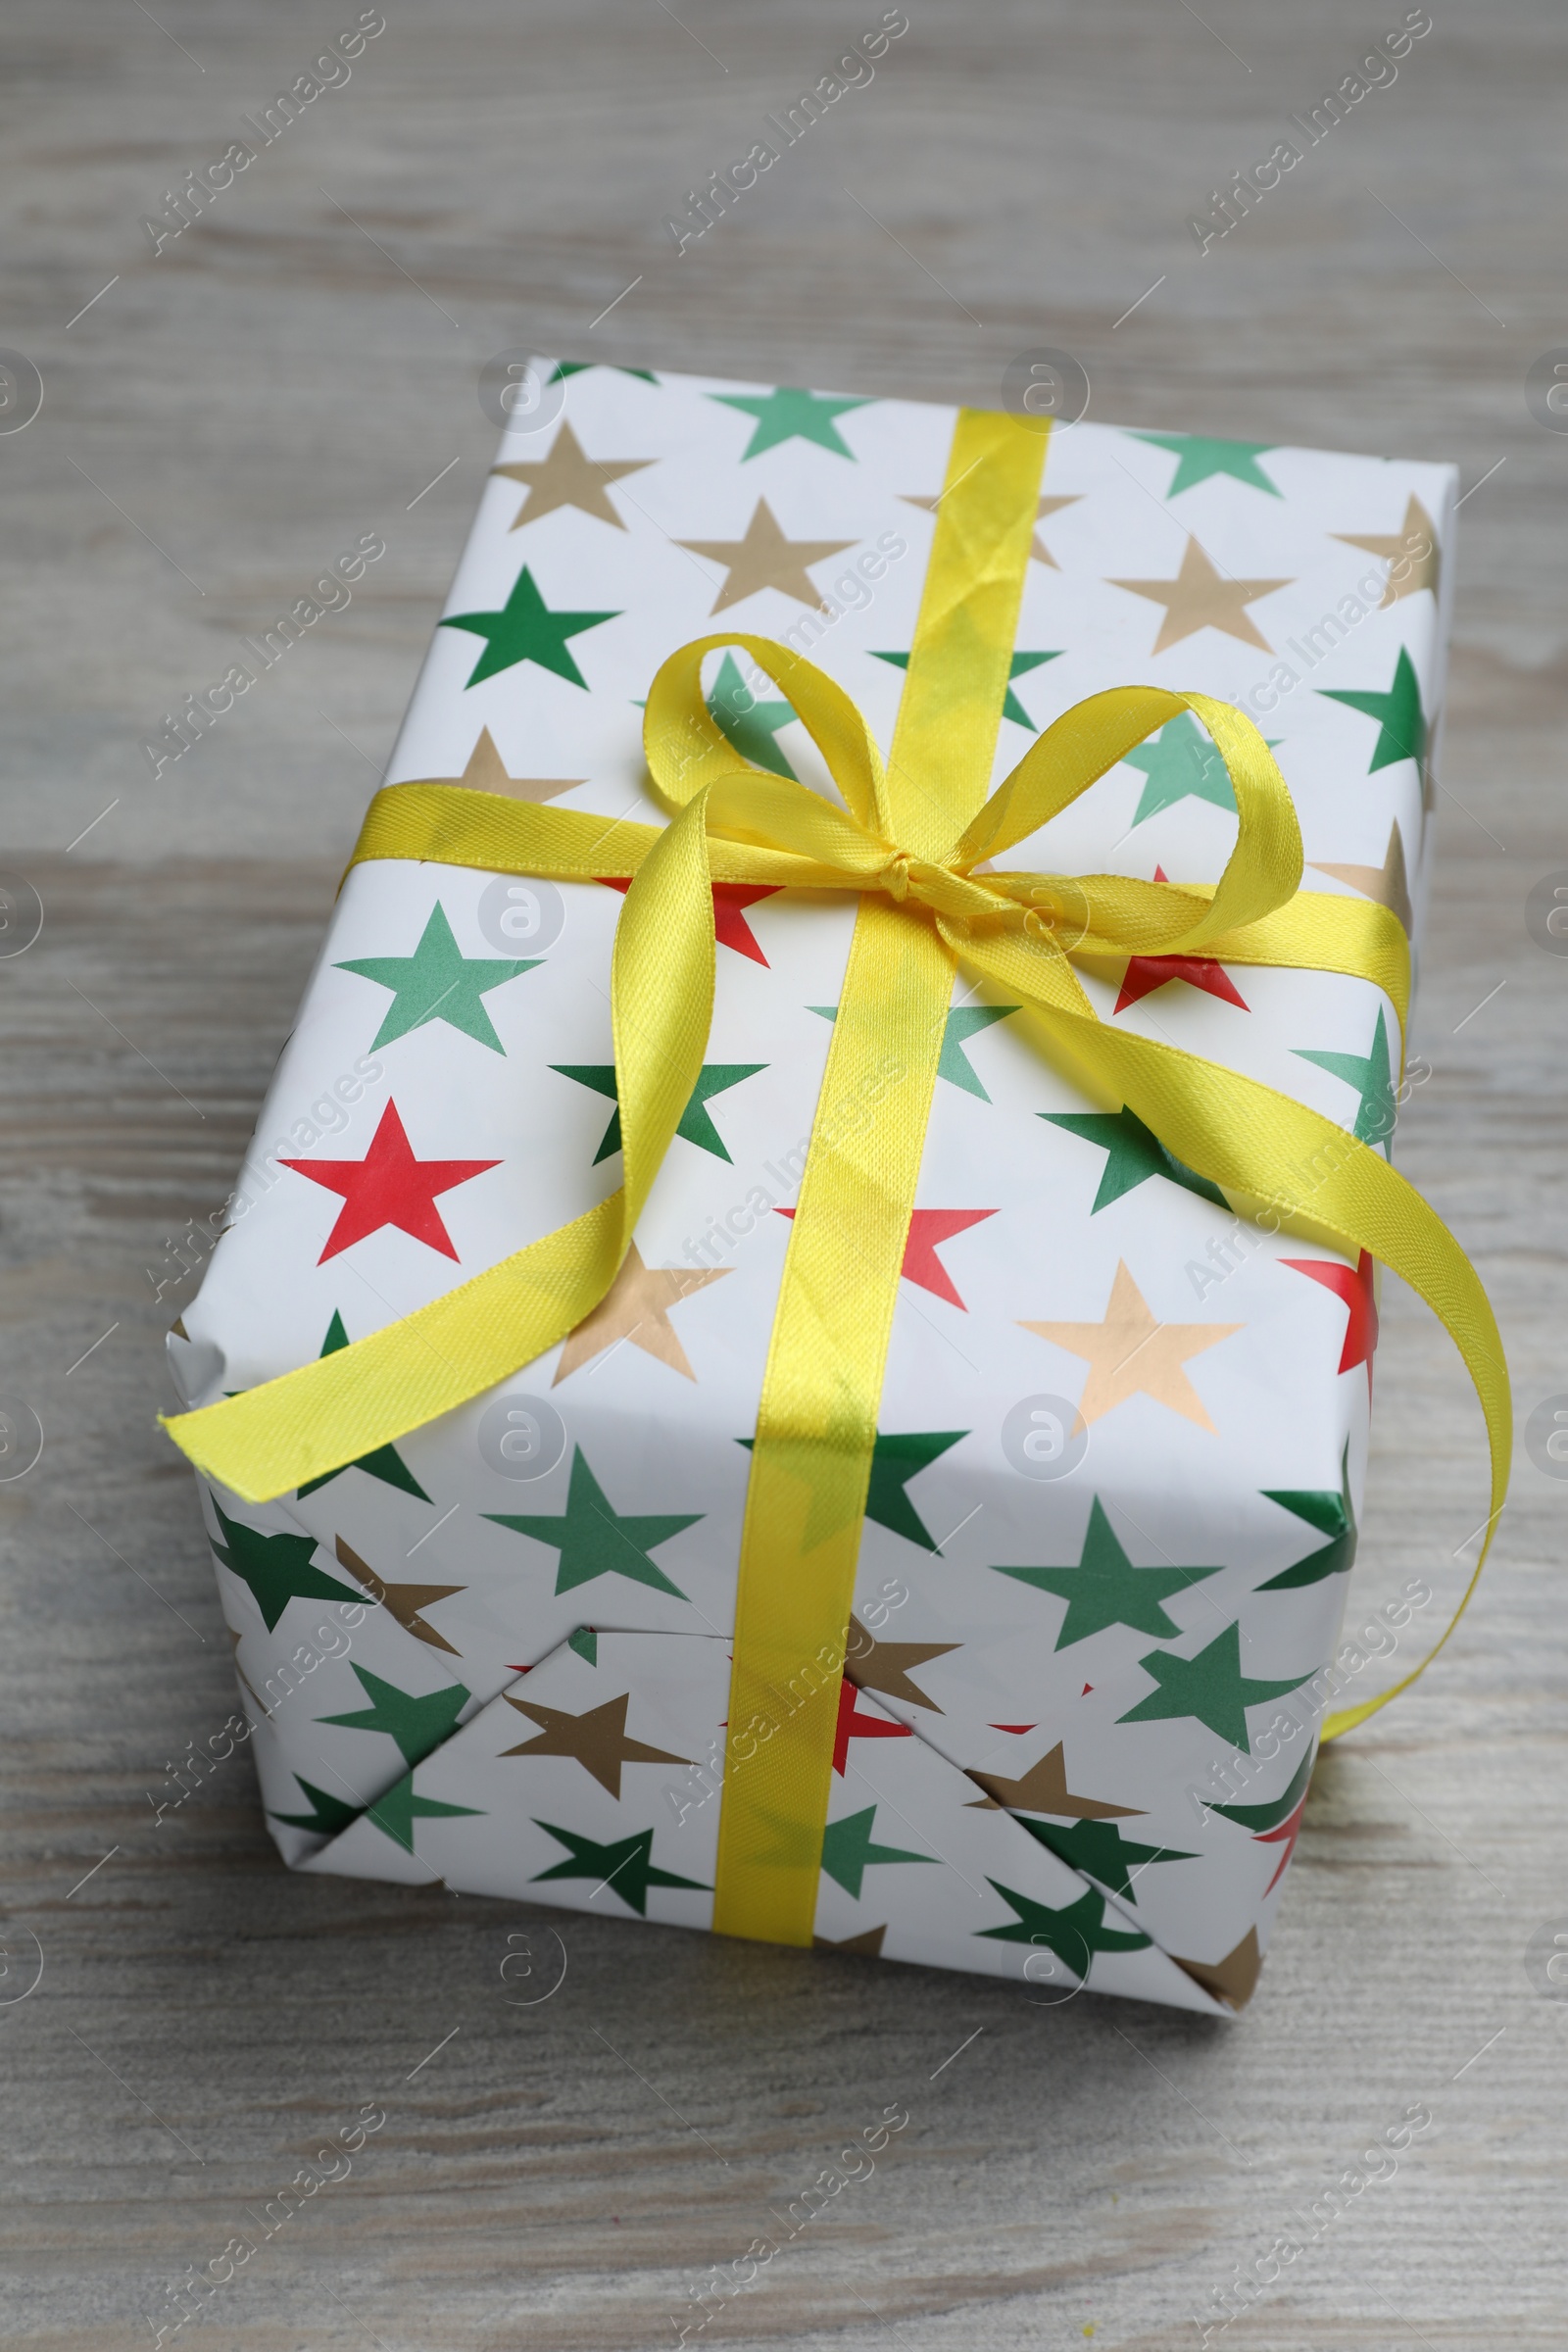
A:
[4,4,1566,2347]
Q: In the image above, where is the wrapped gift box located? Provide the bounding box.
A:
[171,362,1456,2013]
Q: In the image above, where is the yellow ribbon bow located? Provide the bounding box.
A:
[165,408,1508,1950]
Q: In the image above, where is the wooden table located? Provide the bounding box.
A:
[4,4,1564,2344]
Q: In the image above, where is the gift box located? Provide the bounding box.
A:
[167,361,1503,2015]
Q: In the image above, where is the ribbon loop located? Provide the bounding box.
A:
[644,629,893,839]
[956,684,1303,950]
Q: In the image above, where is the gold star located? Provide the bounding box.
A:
[813,1925,888,1957]
[903,490,1082,567]
[553,1243,731,1385]
[1311,819,1413,937]
[1109,535,1291,654]
[1173,1926,1263,2011]
[1029,494,1083,567]
[227,1627,271,1717]
[967,1741,1144,1821]
[400,726,584,805]
[491,417,652,530]
[501,1690,688,1798]
[454,726,584,804]
[335,1537,466,1655]
[677,498,855,614]
[1019,1260,1241,1433]
[844,1616,959,1712]
[1333,496,1441,608]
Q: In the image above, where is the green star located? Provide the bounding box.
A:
[712,385,872,460]
[1295,1005,1397,1156]
[296,1312,432,1500]
[550,1064,622,1162]
[547,361,659,383]
[367,1774,482,1853]
[1135,432,1281,497]
[319,1663,471,1768]
[1122,710,1238,823]
[269,1774,363,1838]
[819,1804,937,1899]
[1257,1444,1357,1590]
[531,1821,710,1915]
[872,647,1060,731]
[1015,1816,1198,1902]
[1042,1103,1228,1213]
[336,903,539,1054]
[750,1802,831,1877]
[1318,647,1427,772]
[936,1004,1021,1099]
[865,1428,968,1550]
[486,1446,700,1599]
[991,1495,1223,1645]
[209,1501,370,1634]
[550,1059,765,1164]
[1117,1622,1314,1748]
[566,1627,598,1666]
[976,1879,1151,1960]
[809,1003,1019,1103]
[440,564,618,689]
[1207,1744,1313,1831]
[707,650,800,779]
[735,1391,897,1552]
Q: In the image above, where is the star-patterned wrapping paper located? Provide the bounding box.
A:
[174,363,1455,2014]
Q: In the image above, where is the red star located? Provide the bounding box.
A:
[897,1207,998,1306]
[989,1723,1038,1735]
[280,1101,499,1264]
[1114,955,1249,1015]
[775,1205,996,1310]
[1256,1792,1309,1894]
[711,883,782,964]
[599,877,780,965]
[1280,1248,1379,1392]
[832,1676,912,1776]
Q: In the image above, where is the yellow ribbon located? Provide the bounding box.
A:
[165,408,1509,1945]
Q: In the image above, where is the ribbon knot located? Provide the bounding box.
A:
[642,629,1348,976]
[878,850,1012,932]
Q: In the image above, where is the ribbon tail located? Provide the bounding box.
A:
[956,928,1510,1741]
[163,793,719,1503]
[163,1197,628,1502]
